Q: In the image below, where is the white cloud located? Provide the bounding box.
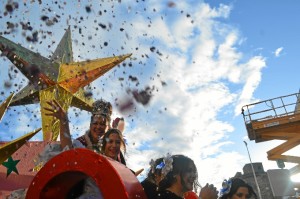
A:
[274,47,284,57]
[235,56,266,115]
[121,1,267,186]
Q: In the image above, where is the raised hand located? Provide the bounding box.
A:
[44,100,72,148]
[44,100,67,121]
[199,183,218,199]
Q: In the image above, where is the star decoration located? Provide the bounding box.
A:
[2,156,20,177]
[0,93,42,165]
[0,128,41,164]
[0,27,131,141]
[0,93,14,122]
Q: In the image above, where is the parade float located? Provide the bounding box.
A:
[0,27,146,198]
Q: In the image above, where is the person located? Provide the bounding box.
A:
[157,154,218,199]
[141,157,164,199]
[75,99,112,152]
[184,184,219,199]
[100,128,126,165]
[44,99,127,165]
[43,100,126,198]
[219,177,257,199]
[44,99,111,148]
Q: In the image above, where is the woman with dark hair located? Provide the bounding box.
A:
[219,178,257,199]
[157,154,218,199]
[141,157,164,199]
[100,128,126,165]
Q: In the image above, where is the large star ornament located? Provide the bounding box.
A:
[0,27,131,141]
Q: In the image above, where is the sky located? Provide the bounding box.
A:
[0,0,300,189]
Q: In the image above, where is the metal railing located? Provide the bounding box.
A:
[242,92,300,124]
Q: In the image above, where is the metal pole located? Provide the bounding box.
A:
[243,141,262,199]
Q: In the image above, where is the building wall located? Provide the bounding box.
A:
[235,162,274,198]
[235,162,297,198]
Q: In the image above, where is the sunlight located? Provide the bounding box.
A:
[291,173,300,183]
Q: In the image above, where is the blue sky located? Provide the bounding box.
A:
[0,0,300,187]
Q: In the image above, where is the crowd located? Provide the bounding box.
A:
[8,99,257,199]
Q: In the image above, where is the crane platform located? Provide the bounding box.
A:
[242,92,300,174]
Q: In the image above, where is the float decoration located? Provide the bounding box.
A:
[0,27,132,141]
[0,93,14,122]
[26,148,147,199]
[0,128,41,165]
[1,157,20,177]
[0,93,41,185]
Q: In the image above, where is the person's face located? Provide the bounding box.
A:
[90,115,108,141]
[104,133,121,160]
[182,162,196,192]
[230,187,250,199]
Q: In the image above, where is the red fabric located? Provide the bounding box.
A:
[184,191,198,199]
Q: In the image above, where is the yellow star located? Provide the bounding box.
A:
[0,27,131,141]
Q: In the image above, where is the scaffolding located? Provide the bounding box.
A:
[242,92,300,175]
